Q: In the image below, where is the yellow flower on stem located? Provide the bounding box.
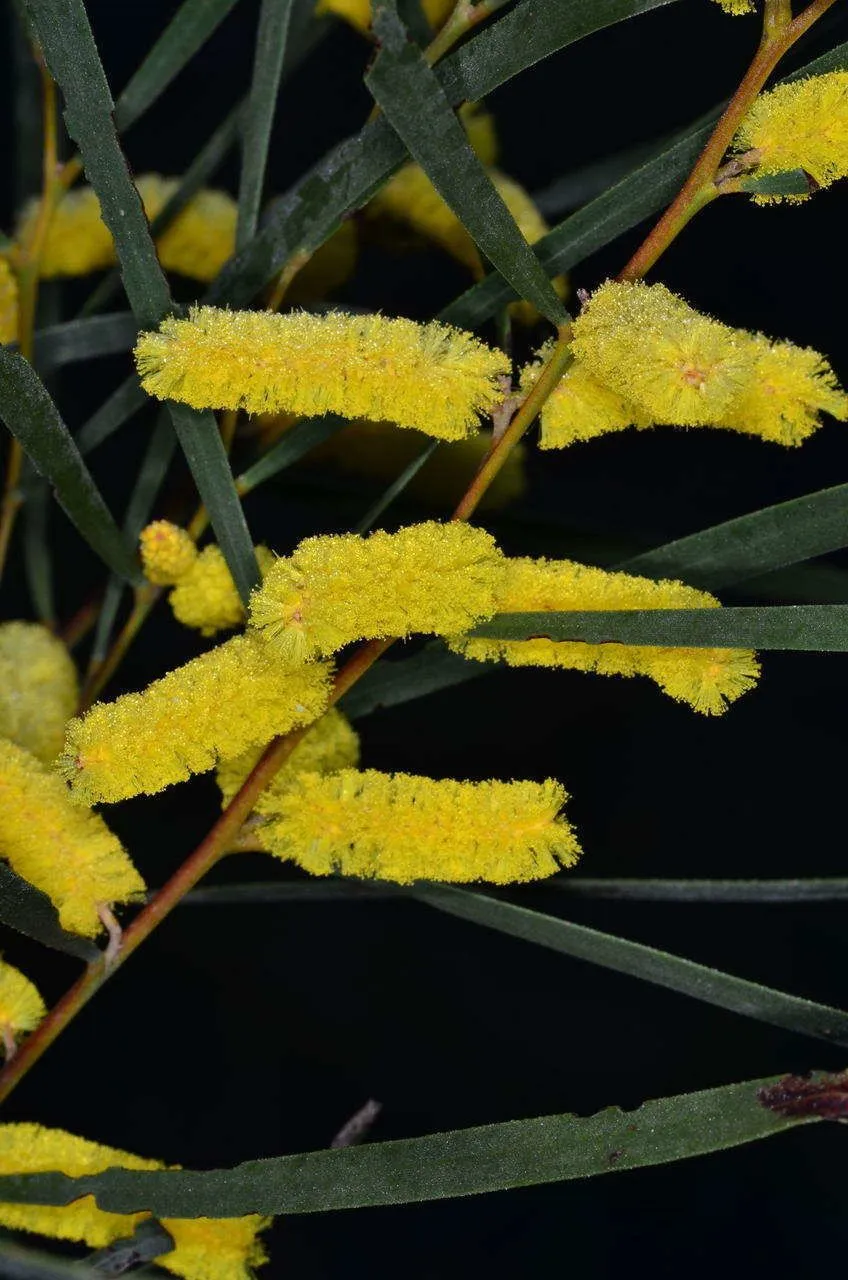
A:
[712,0,755,13]
[60,636,332,804]
[736,72,848,195]
[0,960,46,1055]
[0,1124,270,1280]
[217,707,360,808]
[169,545,276,637]
[524,356,646,449]
[449,557,760,716]
[0,739,145,937]
[0,622,78,764]
[134,306,511,441]
[718,334,848,445]
[139,520,198,586]
[255,769,581,884]
[248,521,506,662]
[0,257,18,345]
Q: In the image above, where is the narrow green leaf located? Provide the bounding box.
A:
[236,414,348,493]
[10,2,43,208]
[0,1235,101,1280]
[75,379,149,457]
[551,878,848,903]
[0,349,138,580]
[181,880,397,905]
[112,0,241,135]
[367,7,567,326]
[469,604,848,651]
[0,864,99,962]
[342,641,493,719]
[417,886,848,1046]
[237,0,295,249]
[0,1072,817,1215]
[32,314,138,374]
[619,483,848,591]
[737,168,815,198]
[353,440,440,535]
[21,471,55,626]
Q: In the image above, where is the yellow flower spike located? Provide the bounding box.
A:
[60,635,332,804]
[0,1124,270,1280]
[524,356,647,449]
[18,186,115,277]
[169,545,275,637]
[0,257,18,346]
[0,622,78,764]
[217,707,360,808]
[735,71,848,197]
[0,739,145,937]
[718,334,848,445]
[256,769,581,884]
[449,557,760,716]
[136,176,237,282]
[0,959,46,1050]
[308,420,526,511]
[712,0,755,13]
[459,102,499,167]
[316,0,453,36]
[135,306,510,441]
[248,521,506,662]
[139,520,198,586]
[572,280,751,426]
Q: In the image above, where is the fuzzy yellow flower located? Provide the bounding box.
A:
[255,769,580,883]
[0,622,78,764]
[18,177,236,281]
[308,421,526,510]
[450,557,760,716]
[718,334,848,445]
[573,281,752,426]
[736,72,848,194]
[526,356,646,449]
[61,635,332,804]
[169,545,276,637]
[316,0,453,35]
[217,707,360,807]
[139,520,198,585]
[0,1124,269,1280]
[0,959,46,1050]
[712,0,755,13]
[0,257,18,345]
[0,740,145,936]
[248,522,505,662]
[134,307,510,441]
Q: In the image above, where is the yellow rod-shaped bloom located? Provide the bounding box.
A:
[717,334,848,445]
[306,420,526,510]
[0,740,145,937]
[60,636,332,804]
[217,707,360,808]
[248,522,506,662]
[0,1124,269,1280]
[134,307,511,441]
[736,72,848,193]
[0,623,78,764]
[17,177,237,281]
[525,356,646,449]
[572,281,751,426]
[139,520,198,585]
[256,769,581,884]
[712,0,755,13]
[0,258,18,346]
[449,557,760,716]
[168,545,275,637]
[0,960,46,1046]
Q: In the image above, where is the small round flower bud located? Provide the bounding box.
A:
[139,521,198,586]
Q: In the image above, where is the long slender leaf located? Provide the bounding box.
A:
[181,880,397,905]
[550,878,848,903]
[417,886,848,1046]
[75,379,149,457]
[470,605,848,651]
[236,414,348,493]
[237,0,295,249]
[0,1236,101,1280]
[0,1072,819,1215]
[353,440,440,535]
[32,314,138,374]
[21,467,55,625]
[112,0,241,135]
[0,865,99,962]
[0,349,137,579]
[367,7,567,326]
[342,641,493,719]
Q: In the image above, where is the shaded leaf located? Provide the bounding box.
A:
[0,349,138,580]
[182,880,398,905]
[469,604,848,651]
[737,168,815,198]
[342,641,493,719]
[75,379,149,458]
[236,414,348,493]
[353,440,440,534]
[367,6,567,326]
[21,469,54,626]
[0,1235,101,1280]
[417,886,848,1046]
[0,864,99,962]
[550,878,848,903]
[32,314,138,374]
[237,0,295,249]
[0,1072,818,1215]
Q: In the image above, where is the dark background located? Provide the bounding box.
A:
[2,0,848,1274]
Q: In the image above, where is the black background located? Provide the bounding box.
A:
[2,1,848,1274]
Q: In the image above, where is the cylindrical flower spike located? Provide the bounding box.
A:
[0,1124,270,1280]
[0,739,145,937]
[0,258,18,346]
[217,708,360,808]
[0,623,78,764]
[60,635,333,803]
[717,335,848,445]
[449,557,760,716]
[134,307,511,441]
[712,0,755,13]
[169,545,275,637]
[736,72,848,196]
[248,522,506,662]
[572,281,751,426]
[255,770,581,884]
[0,959,46,1052]
[524,356,646,449]
[139,520,198,586]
